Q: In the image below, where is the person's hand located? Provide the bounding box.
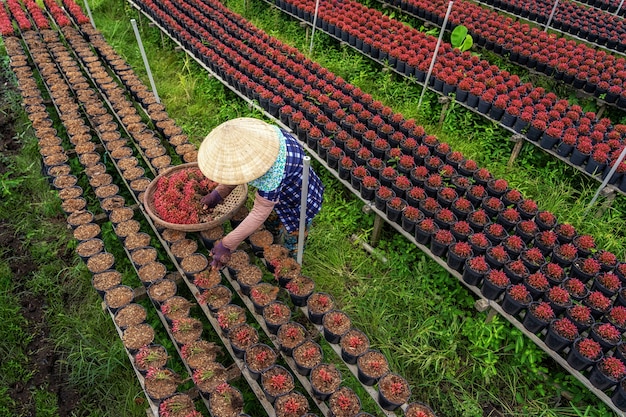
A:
[201,190,223,209]
[211,240,231,269]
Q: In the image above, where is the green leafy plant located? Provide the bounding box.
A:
[450,25,473,52]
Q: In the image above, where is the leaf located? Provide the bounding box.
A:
[460,34,474,52]
[450,25,468,48]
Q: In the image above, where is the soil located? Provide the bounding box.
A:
[181,340,222,369]
[157,393,195,417]
[328,387,361,417]
[357,350,389,379]
[379,372,411,406]
[104,285,134,310]
[180,253,208,275]
[148,279,178,304]
[170,238,198,259]
[0,220,81,416]
[310,363,341,395]
[216,304,246,332]
[138,261,168,285]
[109,206,135,224]
[61,197,87,213]
[340,328,370,358]
[249,229,274,250]
[200,225,224,241]
[226,250,250,271]
[261,365,295,399]
[250,283,280,308]
[292,340,322,371]
[237,264,263,287]
[86,252,115,273]
[286,275,314,296]
[201,285,233,311]
[208,384,244,417]
[193,361,228,393]
[76,238,104,259]
[130,247,157,266]
[307,292,335,315]
[228,324,259,353]
[171,317,203,345]
[262,301,291,326]
[114,303,147,328]
[276,322,307,351]
[124,232,152,251]
[263,244,289,263]
[92,270,122,293]
[161,296,193,321]
[122,323,155,351]
[405,402,436,417]
[133,344,168,372]
[322,310,351,336]
[274,391,309,417]
[144,368,180,400]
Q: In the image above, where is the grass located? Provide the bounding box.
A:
[1,0,625,415]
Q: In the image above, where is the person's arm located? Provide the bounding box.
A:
[202,184,237,208]
[222,191,277,250]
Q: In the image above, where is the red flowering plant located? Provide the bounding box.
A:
[563,277,587,298]
[411,166,429,181]
[607,306,626,330]
[575,338,602,360]
[506,259,529,277]
[451,221,472,238]
[551,317,579,341]
[417,218,438,233]
[485,223,507,239]
[500,208,521,223]
[554,243,578,261]
[340,156,355,170]
[467,184,487,200]
[469,233,490,250]
[574,234,596,253]
[435,208,456,224]
[394,175,412,190]
[547,286,571,306]
[387,197,406,211]
[526,271,549,292]
[486,270,510,288]
[568,304,592,325]
[599,357,626,381]
[518,199,538,215]
[467,255,490,273]
[595,251,618,270]
[577,258,601,276]
[531,302,556,322]
[425,173,443,189]
[535,230,558,250]
[586,291,612,312]
[488,178,508,193]
[152,167,218,224]
[381,166,399,181]
[521,248,545,267]
[536,211,557,228]
[487,245,509,263]
[503,189,523,205]
[362,176,379,190]
[503,235,525,253]
[408,186,427,201]
[398,155,416,170]
[452,197,473,213]
[483,197,504,212]
[433,229,455,245]
[594,323,622,344]
[403,206,422,222]
[450,241,473,258]
[597,273,621,292]
[468,208,489,227]
[517,220,538,236]
[507,284,531,303]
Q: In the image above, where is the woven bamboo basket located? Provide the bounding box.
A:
[143,163,248,232]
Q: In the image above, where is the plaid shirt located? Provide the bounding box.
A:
[257,130,324,232]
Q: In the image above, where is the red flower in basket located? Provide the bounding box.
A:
[467,255,490,273]
[469,233,490,250]
[598,273,621,292]
[450,241,472,258]
[563,278,586,298]
[568,305,592,324]
[578,258,601,276]
[536,230,558,248]
[526,271,549,291]
[536,211,557,228]
[609,306,626,329]
[522,248,545,267]
[595,251,618,270]
[531,302,556,322]
[595,323,622,344]
[433,229,454,245]
[576,338,602,360]
[152,167,218,224]
[574,235,596,252]
[554,243,577,261]
[486,270,510,287]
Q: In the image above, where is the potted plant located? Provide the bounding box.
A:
[322,310,351,344]
[567,337,603,371]
[386,196,407,224]
[607,306,626,332]
[244,343,277,380]
[419,197,441,218]
[158,394,197,417]
[482,196,505,218]
[374,186,395,211]
[497,208,521,231]
[545,286,572,315]
[516,220,539,243]
[329,386,361,416]
[261,365,295,403]
[447,241,473,272]
[437,187,458,208]
[481,269,510,300]
[406,186,427,207]
[585,290,613,319]
[502,235,525,260]
[144,367,181,401]
[451,220,473,242]
[392,175,413,199]
[573,234,596,257]
[523,301,556,334]
[593,272,621,297]
[504,259,530,284]
[520,248,545,273]
[462,255,490,286]
[486,245,510,270]
[590,322,622,350]
[468,233,490,255]
[274,391,309,417]
[517,199,539,220]
[378,373,411,411]
[589,357,626,391]
[572,258,601,283]
[192,362,228,394]
[534,230,558,255]
[467,208,490,232]
[356,349,389,385]
[451,196,473,220]
[360,175,380,201]
[545,316,579,352]
[310,363,342,401]
[535,211,557,231]
[338,156,355,180]
[484,222,508,245]
[595,250,619,272]
[430,229,455,258]
[434,208,458,230]
[501,283,532,316]
[285,275,315,306]
[401,205,423,234]
[552,243,578,267]
[415,218,439,246]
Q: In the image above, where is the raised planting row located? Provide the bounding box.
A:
[112,0,626,411]
[268,0,626,192]
[2,31,214,417]
[3,1,444,415]
[475,0,626,49]
[377,0,626,108]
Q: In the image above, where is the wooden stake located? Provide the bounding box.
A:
[507,134,525,167]
[438,96,451,127]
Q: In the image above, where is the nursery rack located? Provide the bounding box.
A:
[261,0,626,203]
[118,1,626,413]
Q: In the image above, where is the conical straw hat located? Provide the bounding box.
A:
[197,118,280,185]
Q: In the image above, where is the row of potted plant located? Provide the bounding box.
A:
[478,0,626,51]
[0,1,13,36]
[273,0,626,187]
[574,0,626,16]
[54,0,626,406]
[6,31,207,412]
[386,0,626,108]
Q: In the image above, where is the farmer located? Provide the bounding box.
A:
[197,117,324,267]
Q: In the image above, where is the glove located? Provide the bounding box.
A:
[201,190,223,209]
[211,240,231,269]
